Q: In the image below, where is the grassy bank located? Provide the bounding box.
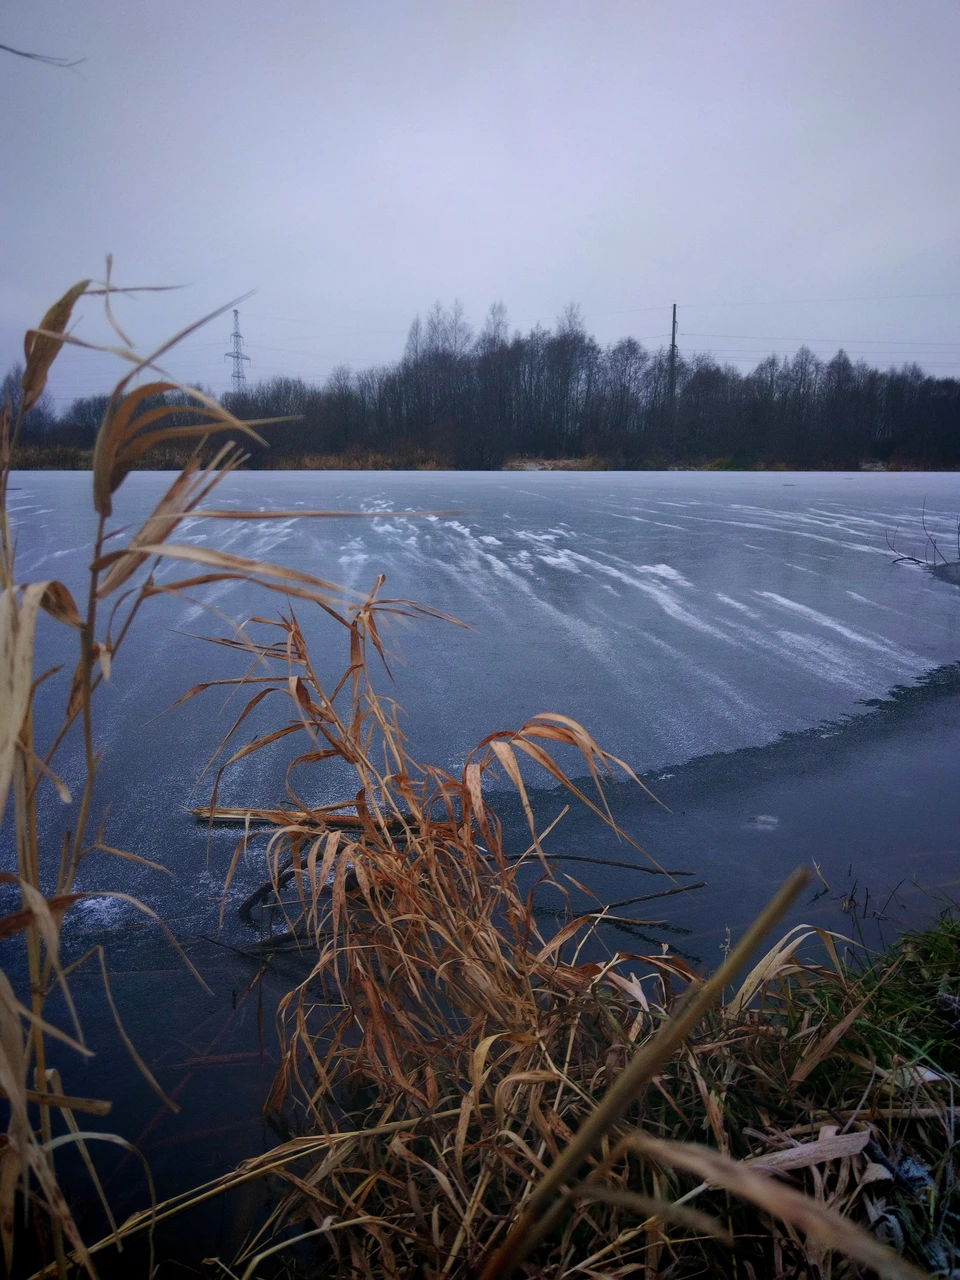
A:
[3,278,957,1280]
[265,908,957,1278]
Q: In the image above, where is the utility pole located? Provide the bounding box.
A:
[224,309,250,394]
[668,302,678,404]
[668,302,679,447]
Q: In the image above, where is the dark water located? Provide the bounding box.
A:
[5,469,960,1267]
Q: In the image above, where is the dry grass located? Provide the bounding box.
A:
[7,443,93,470]
[3,274,954,1280]
[260,448,449,470]
[141,602,946,1280]
[502,456,609,471]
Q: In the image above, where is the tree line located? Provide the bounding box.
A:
[7,302,960,468]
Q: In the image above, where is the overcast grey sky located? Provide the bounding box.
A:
[2,0,959,406]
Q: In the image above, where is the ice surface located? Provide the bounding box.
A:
[7,468,960,930]
[14,470,960,778]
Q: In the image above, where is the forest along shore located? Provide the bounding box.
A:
[6,298,960,471]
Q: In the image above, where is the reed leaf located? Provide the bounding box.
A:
[21,281,90,413]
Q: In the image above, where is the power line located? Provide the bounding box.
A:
[682,332,960,348]
[683,345,960,356]
[678,291,960,308]
[591,290,960,317]
[245,342,353,360]
[694,355,960,368]
[194,290,960,346]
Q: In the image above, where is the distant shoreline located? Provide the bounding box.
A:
[9,448,960,473]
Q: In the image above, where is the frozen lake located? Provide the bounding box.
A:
[13,468,960,773]
[6,468,960,1254]
[8,465,960,935]
[7,467,960,930]
[8,468,960,885]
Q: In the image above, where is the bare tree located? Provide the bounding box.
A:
[15,306,960,470]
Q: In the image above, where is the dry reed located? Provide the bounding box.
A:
[0,268,370,1278]
[155,604,945,1279]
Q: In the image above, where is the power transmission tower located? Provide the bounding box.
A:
[224,309,250,394]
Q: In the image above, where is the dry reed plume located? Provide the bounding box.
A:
[3,273,954,1280]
